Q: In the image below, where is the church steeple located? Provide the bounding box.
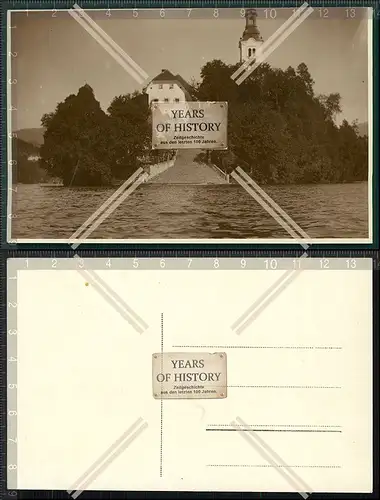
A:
[242,9,263,42]
[239,9,264,63]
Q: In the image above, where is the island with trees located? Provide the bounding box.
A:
[14,59,368,187]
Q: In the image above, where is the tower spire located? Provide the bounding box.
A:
[239,8,264,63]
[242,9,263,43]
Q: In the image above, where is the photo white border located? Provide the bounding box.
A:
[6,8,374,245]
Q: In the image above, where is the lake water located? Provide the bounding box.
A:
[11,182,369,240]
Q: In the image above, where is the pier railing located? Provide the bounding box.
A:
[209,162,230,183]
[144,151,178,182]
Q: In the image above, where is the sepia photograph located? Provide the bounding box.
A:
[7,6,373,243]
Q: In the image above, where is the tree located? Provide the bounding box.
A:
[40,84,111,186]
[107,92,175,179]
[229,101,290,183]
[195,59,367,185]
[335,120,368,182]
[318,93,342,121]
[196,60,239,103]
[296,62,315,97]
[107,92,151,178]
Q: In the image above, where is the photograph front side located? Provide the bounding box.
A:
[7,6,373,243]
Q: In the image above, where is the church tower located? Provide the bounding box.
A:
[239,9,264,63]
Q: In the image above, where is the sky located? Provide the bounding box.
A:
[10,8,370,130]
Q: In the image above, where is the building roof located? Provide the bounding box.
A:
[151,69,177,83]
[174,74,194,96]
[146,69,194,100]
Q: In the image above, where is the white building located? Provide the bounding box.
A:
[145,69,193,105]
[239,9,264,63]
[27,154,41,162]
